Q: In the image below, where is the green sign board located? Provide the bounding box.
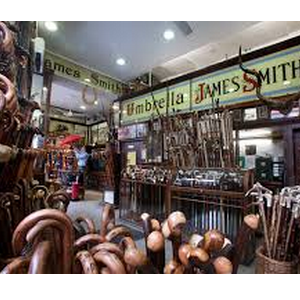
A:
[192,45,300,110]
[121,44,300,125]
[168,81,190,115]
[121,82,191,125]
[121,89,167,124]
[44,51,127,95]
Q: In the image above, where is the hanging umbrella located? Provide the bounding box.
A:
[60,134,83,146]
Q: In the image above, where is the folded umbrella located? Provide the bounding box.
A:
[60,134,83,146]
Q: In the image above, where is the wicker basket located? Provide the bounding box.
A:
[255,246,299,274]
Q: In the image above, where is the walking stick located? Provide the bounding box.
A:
[246,182,272,258]
[283,200,300,261]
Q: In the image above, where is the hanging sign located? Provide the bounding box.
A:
[44,51,127,95]
[120,44,300,125]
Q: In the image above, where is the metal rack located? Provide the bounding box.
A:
[120,179,254,241]
[170,186,254,241]
[120,178,168,226]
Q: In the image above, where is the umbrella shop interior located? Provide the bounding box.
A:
[2,20,300,275]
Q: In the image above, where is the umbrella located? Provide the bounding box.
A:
[60,134,83,146]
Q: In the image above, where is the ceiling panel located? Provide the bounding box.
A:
[154,21,300,81]
[38,21,259,82]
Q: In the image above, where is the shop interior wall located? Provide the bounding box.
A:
[49,118,88,143]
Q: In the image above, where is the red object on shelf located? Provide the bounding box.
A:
[72,181,80,200]
[60,134,83,146]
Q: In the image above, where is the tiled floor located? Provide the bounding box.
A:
[67,197,255,274]
[84,190,103,201]
[67,198,104,231]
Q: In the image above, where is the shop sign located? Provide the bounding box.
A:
[192,45,300,110]
[121,44,300,125]
[44,51,127,95]
[121,83,190,124]
[168,81,190,115]
[121,89,167,124]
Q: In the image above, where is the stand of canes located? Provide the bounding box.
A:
[246,183,300,274]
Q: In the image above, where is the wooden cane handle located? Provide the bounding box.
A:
[89,242,124,259]
[74,250,99,274]
[0,90,6,112]
[12,209,74,274]
[0,256,30,274]
[28,241,53,274]
[100,203,115,237]
[75,216,96,234]
[0,74,18,114]
[26,219,63,244]
[44,190,70,212]
[105,226,132,242]
[93,250,126,274]
[0,21,14,53]
[74,234,105,252]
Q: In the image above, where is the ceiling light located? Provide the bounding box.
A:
[84,78,91,83]
[94,101,98,105]
[80,105,86,110]
[163,30,175,41]
[116,58,126,66]
[42,87,48,92]
[112,104,119,110]
[44,21,58,32]
[283,80,291,85]
[228,88,235,93]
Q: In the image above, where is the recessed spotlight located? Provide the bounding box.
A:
[44,21,58,32]
[112,104,119,110]
[163,30,175,41]
[42,87,48,92]
[94,101,98,105]
[116,58,126,66]
[283,80,291,85]
[80,105,86,110]
[84,78,91,83]
[122,109,127,114]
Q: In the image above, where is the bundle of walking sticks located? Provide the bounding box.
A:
[246,182,300,262]
[162,109,235,170]
[0,21,47,258]
[1,203,259,274]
